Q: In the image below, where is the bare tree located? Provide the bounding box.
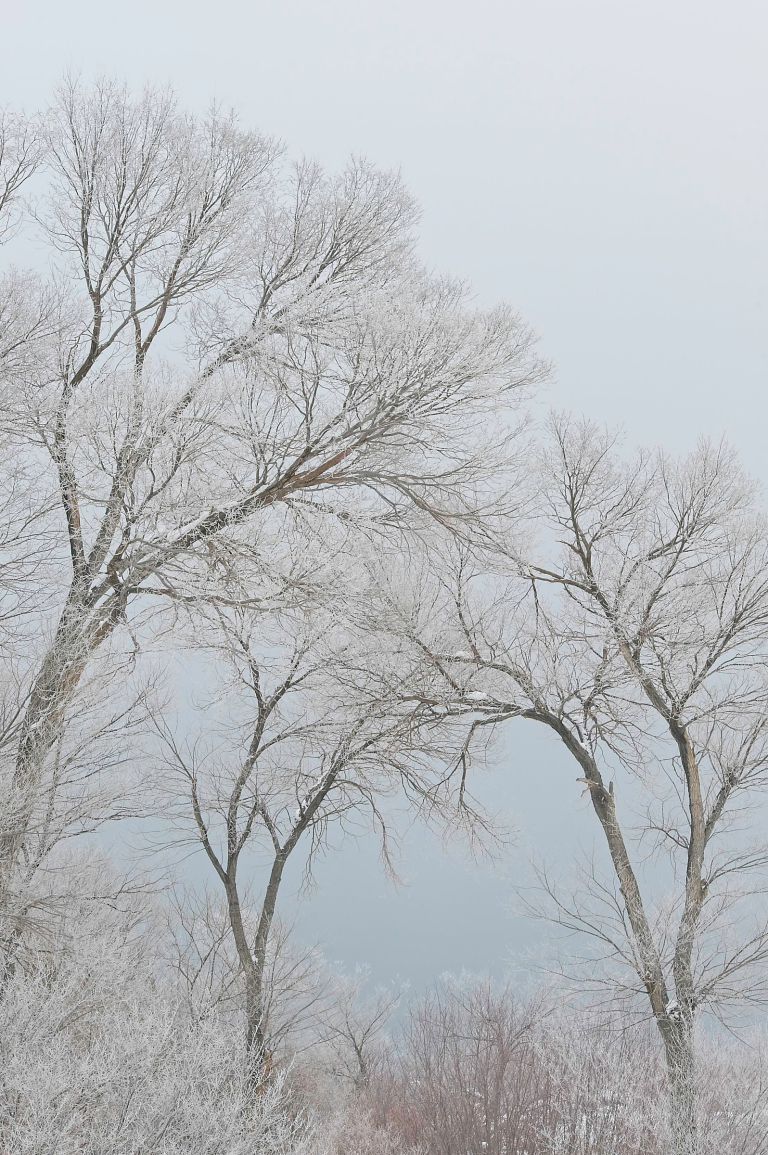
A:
[320,965,405,1088]
[379,421,768,1154]
[0,77,546,937]
[154,575,476,1089]
[166,887,333,1054]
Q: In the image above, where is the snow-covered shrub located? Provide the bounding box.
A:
[0,863,318,1155]
[322,1103,424,1155]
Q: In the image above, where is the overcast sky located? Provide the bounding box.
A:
[3,0,767,989]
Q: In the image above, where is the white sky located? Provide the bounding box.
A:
[4,0,768,988]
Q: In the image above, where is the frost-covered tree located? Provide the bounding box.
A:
[381,421,768,1155]
[156,551,482,1086]
[0,77,546,943]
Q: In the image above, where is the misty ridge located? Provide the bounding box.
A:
[2,77,768,1155]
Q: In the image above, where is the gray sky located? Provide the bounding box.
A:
[3,0,768,989]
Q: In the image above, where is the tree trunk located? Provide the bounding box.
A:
[659,1017,698,1155]
[244,967,269,1087]
[225,851,288,1095]
[246,852,288,1091]
[0,593,91,910]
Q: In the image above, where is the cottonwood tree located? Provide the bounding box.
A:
[380,421,768,1155]
[154,571,474,1088]
[167,896,404,1085]
[166,888,333,1055]
[0,78,546,938]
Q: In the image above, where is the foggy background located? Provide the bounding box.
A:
[2,0,766,990]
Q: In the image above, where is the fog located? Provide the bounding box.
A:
[3,0,766,989]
